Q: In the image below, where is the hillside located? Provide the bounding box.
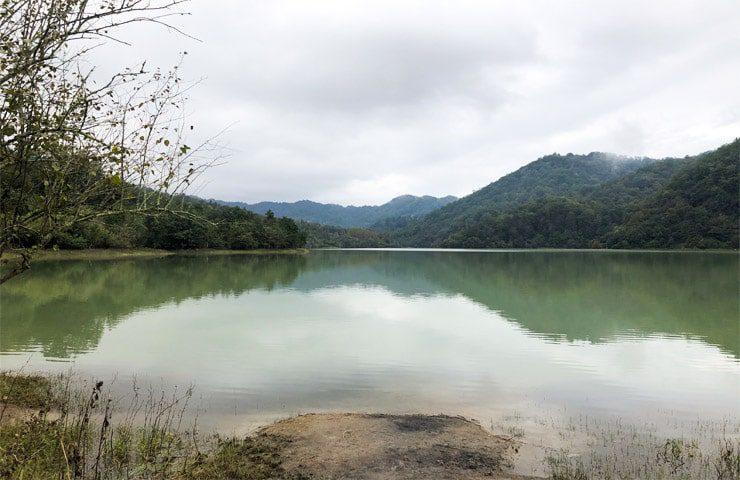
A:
[437,158,688,248]
[219,195,457,228]
[299,221,391,248]
[394,152,654,246]
[394,140,739,249]
[46,142,737,251]
[608,140,739,248]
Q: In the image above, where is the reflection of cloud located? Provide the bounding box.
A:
[2,251,738,431]
[6,285,737,424]
[3,251,738,358]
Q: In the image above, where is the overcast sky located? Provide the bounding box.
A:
[94,0,740,205]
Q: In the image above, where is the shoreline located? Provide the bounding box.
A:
[320,246,740,253]
[1,373,738,479]
[1,247,310,263]
[0,373,527,479]
[2,247,736,266]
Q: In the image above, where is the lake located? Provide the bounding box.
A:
[1,249,738,436]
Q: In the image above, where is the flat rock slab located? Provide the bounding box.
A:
[258,413,534,479]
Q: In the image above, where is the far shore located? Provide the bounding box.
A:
[3,247,736,266]
[1,247,310,263]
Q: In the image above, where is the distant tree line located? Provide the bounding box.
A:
[40,196,306,250]
[24,138,739,253]
[298,221,390,248]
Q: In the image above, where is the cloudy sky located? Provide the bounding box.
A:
[95,0,740,205]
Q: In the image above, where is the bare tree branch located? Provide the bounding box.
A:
[0,0,217,284]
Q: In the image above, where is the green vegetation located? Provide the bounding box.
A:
[0,372,296,480]
[392,140,739,249]
[608,141,740,248]
[2,372,738,479]
[187,436,307,480]
[0,0,224,283]
[393,152,652,246]
[299,221,391,248]
[222,194,457,228]
[0,373,58,410]
[0,0,304,283]
[38,196,307,251]
[435,158,688,248]
[1,248,308,264]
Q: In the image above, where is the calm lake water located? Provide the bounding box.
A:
[1,250,738,433]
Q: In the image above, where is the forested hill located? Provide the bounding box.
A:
[392,140,739,249]
[218,194,457,228]
[393,152,654,246]
[607,140,739,248]
[43,141,739,251]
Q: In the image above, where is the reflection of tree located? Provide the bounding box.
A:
[0,255,307,358]
[446,252,739,356]
[302,251,740,357]
[2,251,737,359]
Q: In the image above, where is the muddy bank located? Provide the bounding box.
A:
[255,413,534,479]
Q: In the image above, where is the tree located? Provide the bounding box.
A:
[0,0,217,283]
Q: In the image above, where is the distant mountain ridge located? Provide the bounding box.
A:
[214,140,738,250]
[218,194,458,228]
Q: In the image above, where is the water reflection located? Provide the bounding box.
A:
[1,250,738,430]
[1,250,737,358]
[0,255,307,357]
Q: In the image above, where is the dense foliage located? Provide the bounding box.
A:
[221,194,457,228]
[299,221,391,248]
[437,158,688,248]
[391,141,739,249]
[393,152,653,246]
[45,196,306,250]
[608,141,739,248]
[14,140,737,253]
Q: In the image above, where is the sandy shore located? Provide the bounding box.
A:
[253,413,537,479]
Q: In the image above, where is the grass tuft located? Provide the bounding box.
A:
[0,372,61,410]
[0,371,296,479]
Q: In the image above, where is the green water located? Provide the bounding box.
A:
[1,250,738,429]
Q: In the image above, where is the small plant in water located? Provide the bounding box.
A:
[506,425,526,439]
[656,438,700,475]
[547,451,589,480]
[714,439,740,480]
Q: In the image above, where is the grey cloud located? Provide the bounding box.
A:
[203,15,538,113]
[89,0,740,205]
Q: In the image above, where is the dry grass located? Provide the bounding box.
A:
[0,372,291,479]
[3,372,738,479]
